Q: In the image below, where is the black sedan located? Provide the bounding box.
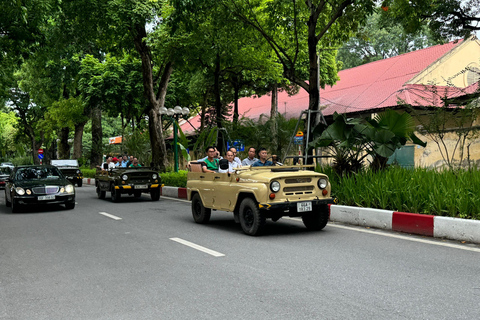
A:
[4,165,76,213]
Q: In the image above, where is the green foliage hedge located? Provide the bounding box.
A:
[160,171,188,188]
[320,166,480,220]
[81,168,96,178]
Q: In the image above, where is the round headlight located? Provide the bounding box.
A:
[318,178,328,189]
[26,189,32,195]
[152,173,158,180]
[15,187,25,195]
[122,174,128,181]
[65,184,74,193]
[60,187,65,193]
[270,181,280,193]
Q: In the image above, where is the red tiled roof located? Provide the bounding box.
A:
[180,40,464,135]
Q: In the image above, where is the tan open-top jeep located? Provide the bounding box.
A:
[187,162,337,236]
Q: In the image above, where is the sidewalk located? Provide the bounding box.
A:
[82,178,480,244]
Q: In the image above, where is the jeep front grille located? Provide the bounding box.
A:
[285,178,311,184]
[283,186,314,195]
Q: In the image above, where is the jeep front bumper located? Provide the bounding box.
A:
[258,198,337,216]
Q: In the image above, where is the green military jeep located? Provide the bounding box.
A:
[95,167,162,202]
[51,159,84,187]
[187,162,337,236]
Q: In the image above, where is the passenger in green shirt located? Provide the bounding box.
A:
[202,146,219,172]
[129,158,142,168]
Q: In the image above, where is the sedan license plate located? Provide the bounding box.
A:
[38,195,55,201]
[297,201,312,212]
[135,185,148,189]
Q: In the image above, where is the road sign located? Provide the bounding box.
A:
[294,136,303,145]
[227,139,245,152]
[38,154,44,159]
[295,131,304,137]
[38,149,44,154]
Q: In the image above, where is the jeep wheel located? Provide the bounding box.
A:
[77,180,83,187]
[96,186,106,199]
[239,197,265,236]
[150,188,160,201]
[191,193,211,224]
[302,205,329,231]
[111,185,121,202]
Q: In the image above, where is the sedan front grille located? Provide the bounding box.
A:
[32,186,59,194]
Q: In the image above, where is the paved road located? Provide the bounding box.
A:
[1,186,480,320]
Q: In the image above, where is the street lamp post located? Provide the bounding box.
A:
[159,106,190,172]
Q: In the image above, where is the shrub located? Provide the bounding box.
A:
[160,171,187,188]
[318,165,480,220]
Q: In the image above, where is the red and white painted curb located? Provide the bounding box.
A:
[160,186,187,199]
[330,205,480,244]
[82,179,480,244]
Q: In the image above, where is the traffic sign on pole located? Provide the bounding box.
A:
[38,149,44,154]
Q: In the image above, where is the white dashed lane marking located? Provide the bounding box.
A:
[170,237,225,257]
[99,212,122,221]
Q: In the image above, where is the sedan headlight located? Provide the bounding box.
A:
[122,174,128,181]
[318,178,328,189]
[65,184,74,193]
[270,181,280,193]
[15,187,25,195]
[152,173,158,180]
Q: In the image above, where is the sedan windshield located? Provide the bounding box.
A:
[16,167,62,181]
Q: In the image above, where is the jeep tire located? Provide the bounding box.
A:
[111,185,121,202]
[191,193,211,224]
[97,186,106,199]
[302,205,329,231]
[239,197,265,236]
[150,188,160,201]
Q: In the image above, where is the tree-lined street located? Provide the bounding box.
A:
[1,186,479,319]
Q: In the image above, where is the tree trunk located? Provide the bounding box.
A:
[58,127,70,159]
[90,105,103,168]
[73,121,86,159]
[270,83,278,153]
[233,76,239,126]
[201,93,208,132]
[306,8,320,165]
[214,52,224,154]
[133,24,172,172]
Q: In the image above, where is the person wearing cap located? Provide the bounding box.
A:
[112,157,120,166]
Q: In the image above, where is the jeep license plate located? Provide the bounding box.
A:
[38,195,55,201]
[297,201,312,212]
[135,185,148,189]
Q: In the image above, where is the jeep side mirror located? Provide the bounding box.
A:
[219,159,229,170]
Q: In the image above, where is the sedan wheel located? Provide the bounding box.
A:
[11,197,20,213]
[5,190,11,207]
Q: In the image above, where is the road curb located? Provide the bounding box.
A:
[80,180,480,244]
[331,204,480,244]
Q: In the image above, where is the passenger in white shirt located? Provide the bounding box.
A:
[229,147,242,166]
[219,150,239,173]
